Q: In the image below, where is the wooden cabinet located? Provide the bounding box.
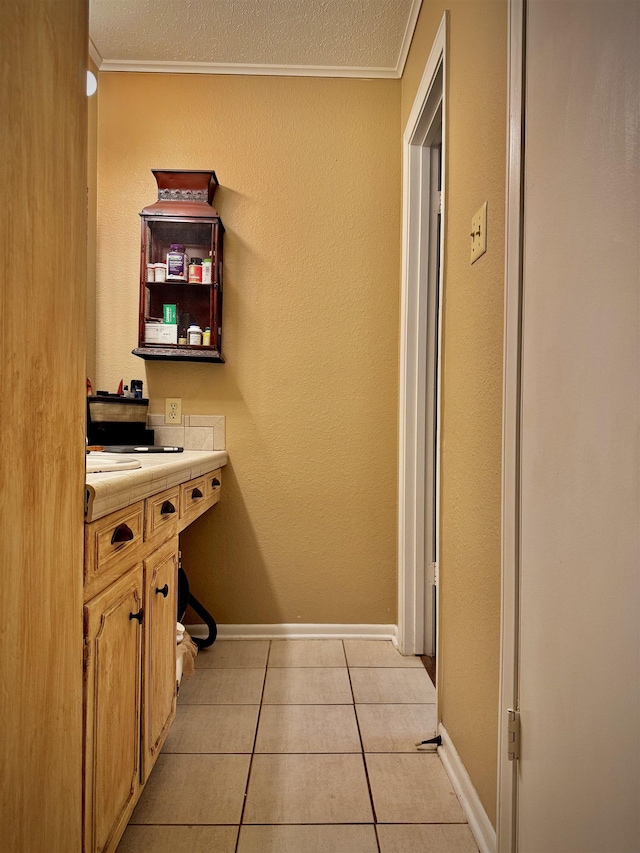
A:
[83,510,178,853]
[83,465,223,853]
[142,539,178,782]
[132,170,224,363]
[83,566,143,853]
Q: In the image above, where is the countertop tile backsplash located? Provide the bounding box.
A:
[148,414,226,451]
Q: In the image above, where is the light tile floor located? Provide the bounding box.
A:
[118,639,479,853]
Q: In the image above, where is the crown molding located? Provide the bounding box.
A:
[88,38,103,68]
[95,59,402,79]
[88,0,424,80]
[395,0,424,76]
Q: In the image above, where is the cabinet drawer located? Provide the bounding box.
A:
[84,503,144,600]
[178,472,222,531]
[204,468,222,502]
[179,477,207,519]
[144,487,180,542]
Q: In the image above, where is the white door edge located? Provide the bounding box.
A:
[397,10,447,666]
[497,0,525,850]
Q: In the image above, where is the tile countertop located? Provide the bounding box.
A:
[85,450,228,522]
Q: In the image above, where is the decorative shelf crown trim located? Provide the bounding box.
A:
[158,188,209,202]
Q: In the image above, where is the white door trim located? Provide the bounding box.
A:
[497,0,525,850]
[397,12,447,656]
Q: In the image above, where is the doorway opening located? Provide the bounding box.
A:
[423,134,442,683]
[398,13,447,693]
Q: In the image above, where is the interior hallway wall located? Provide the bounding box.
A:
[402,0,508,825]
[95,73,401,625]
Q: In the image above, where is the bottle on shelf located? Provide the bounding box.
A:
[187,324,202,346]
[166,244,187,281]
[188,257,203,283]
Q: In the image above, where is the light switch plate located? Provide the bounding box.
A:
[470,202,487,264]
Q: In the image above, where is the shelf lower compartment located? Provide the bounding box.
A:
[132,346,224,363]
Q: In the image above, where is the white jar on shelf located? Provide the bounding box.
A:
[187,324,203,346]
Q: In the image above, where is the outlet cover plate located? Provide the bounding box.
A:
[164,397,182,425]
[470,201,487,264]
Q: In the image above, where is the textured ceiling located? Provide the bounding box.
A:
[89,0,422,77]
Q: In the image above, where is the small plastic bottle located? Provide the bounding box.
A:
[202,257,212,284]
[188,257,203,283]
[202,326,211,346]
[166,244,187,281]
[187,324,203,346]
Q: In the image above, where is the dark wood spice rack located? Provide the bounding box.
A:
[132,169,225,363]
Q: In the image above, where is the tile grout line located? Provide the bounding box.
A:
[343,641,382,853]
[233,640,271,853]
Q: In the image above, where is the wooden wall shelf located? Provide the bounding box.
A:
[132,346,224,363]
[133,170,224,364]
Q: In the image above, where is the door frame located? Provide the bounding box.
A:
[497,0,525,849]
[397,12,447,658]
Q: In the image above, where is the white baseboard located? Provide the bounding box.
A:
[438,724,496,853]
[186,623,399,642]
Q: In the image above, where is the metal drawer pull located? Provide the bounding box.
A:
[129,608,144,623]
[191,487,203,500]
[156,584,169,598]
[111,523,134,545]
[211,478,220,488]
[160,501,176,516]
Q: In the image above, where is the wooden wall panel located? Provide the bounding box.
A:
[0,1,88,849]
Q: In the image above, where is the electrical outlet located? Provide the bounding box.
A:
[164,397,182,425]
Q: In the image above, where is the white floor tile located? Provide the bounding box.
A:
[123,640,469,848]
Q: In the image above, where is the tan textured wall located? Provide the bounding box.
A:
[0,1,87,848]
[402,1,507,825]
[96,74,401,624]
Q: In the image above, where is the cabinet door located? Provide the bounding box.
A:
[142,538,178,781]
[84,565,143,853]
